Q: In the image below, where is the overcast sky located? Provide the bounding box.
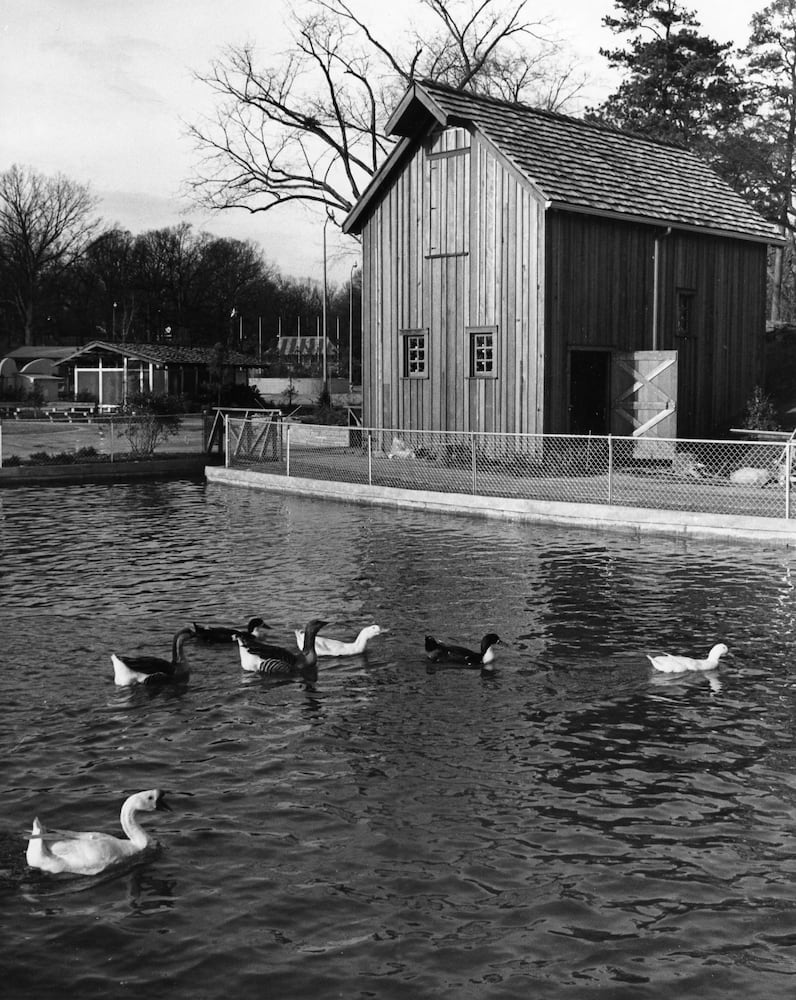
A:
[0,0,764,284]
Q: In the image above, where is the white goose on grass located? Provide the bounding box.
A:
[646,643,729,674]
[294,623,382,657]
[26,789,171,876]
[111,627,194,686]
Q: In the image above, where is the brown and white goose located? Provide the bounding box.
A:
[234,619,329,681]
[111,627,194,686]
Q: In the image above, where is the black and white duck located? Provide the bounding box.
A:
[424,632,506,671]
[111,627,195,686]
[193,617,271,644]
[26,789,171,876]
[234,619,329,680]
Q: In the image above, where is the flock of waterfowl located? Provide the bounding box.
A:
[25,619,730,877]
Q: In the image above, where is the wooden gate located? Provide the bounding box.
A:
[611,351,677,456]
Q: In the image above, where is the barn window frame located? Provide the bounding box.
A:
[675,288,696,341]
[467,326,498,378]
[426,134,470,259]
[401,328,429,379]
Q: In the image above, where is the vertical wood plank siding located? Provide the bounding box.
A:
[361,128,544,435]
[361,132,766,439]
[545,212,767,436]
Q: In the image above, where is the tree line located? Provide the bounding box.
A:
[0,173,361,369]
[2,0,796,358]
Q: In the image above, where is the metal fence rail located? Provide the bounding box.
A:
[225,418,795,520]
[0,413,210,467]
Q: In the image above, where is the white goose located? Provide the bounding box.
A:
[294,623,382,657]
[26,789,171,876]
[646,643,729,674]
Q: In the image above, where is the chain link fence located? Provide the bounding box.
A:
[225,417,796,520]
[0,413,210,467]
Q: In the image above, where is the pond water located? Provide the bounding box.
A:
[2,479,796,999]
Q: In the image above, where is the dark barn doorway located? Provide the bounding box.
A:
[569,350,611,435]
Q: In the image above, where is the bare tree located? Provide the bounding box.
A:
[187,0,585,226]
[0,164,100,344]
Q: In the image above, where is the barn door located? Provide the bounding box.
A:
[611,351,677,454]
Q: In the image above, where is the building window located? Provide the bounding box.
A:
[402,330,428,378]
[427,129,470,257]
[468,327,497,377]
[676,289,695,340]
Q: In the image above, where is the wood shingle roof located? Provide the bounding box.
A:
[345,80,779,244]
[59,341,262,366]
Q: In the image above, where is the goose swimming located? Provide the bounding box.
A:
[646,642,729,674]
[26,789,170,876]
[294,623,381,657]
[111,627,194,686]
[234,618,329,680]
[424,632,505,670]
[193,617,271,644]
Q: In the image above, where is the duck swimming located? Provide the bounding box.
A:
[234,619,329,680]
[425,633,505,670]
[294,623,381,657]
[193,617,271,644]
[111,627,194,686]
[26,789,170,876]
[646,642,729,674]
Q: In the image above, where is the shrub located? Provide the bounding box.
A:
[122,393,183,456]
[743,386,780,432]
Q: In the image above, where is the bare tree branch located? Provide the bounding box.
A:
[186,0,586,227]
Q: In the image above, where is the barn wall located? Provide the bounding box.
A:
[544,211,768,437]
[656,232,767,437]
[360,128,545,435]
[544,211,656,431]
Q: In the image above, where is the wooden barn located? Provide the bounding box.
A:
[342,80,781,440]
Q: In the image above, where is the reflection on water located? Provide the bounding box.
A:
[2,480,796,998]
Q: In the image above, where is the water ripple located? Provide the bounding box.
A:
[1,481,796,997]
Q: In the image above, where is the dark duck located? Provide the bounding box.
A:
[193,616,271,644]
[424,632,505,672]
[234,619,329,681]
[111,627,195,686]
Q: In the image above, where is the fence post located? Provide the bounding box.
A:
[368,433,373,486]
[607,435,613,505]
[471,433,477,495]
[787,440,792,520]
[286,422,291,477]
[0,419,3,468]
[224,415,230,469]
[109,418,114,462]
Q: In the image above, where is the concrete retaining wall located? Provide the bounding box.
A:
[0,454,209,487]
[251,377,350,404]
[283,422,350,447]
[205,465,796,547]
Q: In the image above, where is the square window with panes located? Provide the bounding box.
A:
[470,329,496,377]
[402,332,427,377]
